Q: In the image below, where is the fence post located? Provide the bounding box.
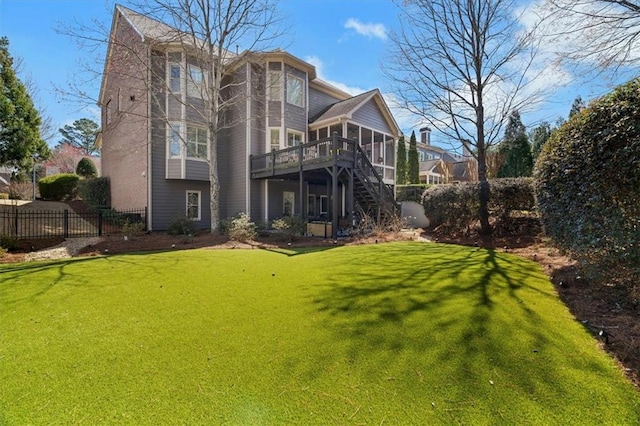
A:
[98,210,103,237]
[63,209,69,238]
[13,208,18,237]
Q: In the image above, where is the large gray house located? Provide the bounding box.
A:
[99,5,400,235]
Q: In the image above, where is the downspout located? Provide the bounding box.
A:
[245,63,252,214]
[146,45,153,231]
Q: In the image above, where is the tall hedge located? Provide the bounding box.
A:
[422,178,534,231]
[534,78,640,277]
[76,157,98,178]
[77,177,110,209]
[38,173,80,201]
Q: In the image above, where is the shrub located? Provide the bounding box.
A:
[167,215,197,236]
[226,212,256,242]
[0,193,8,200]
[396,184,431,202]
[271,215,306,240]
[534,78,640,289]
[38,173,80,201]
[122,220,146,239]
[76,158,98,178]
[77,177,110,209]
[8,182,32,200]
[422,182,478,231]
[0,235,18,251]
[422,178,535,231]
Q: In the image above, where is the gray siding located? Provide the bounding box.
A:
[309,86,342,119]
[185,160,208,180]
[352,99,392,134]
[283,65,307,133]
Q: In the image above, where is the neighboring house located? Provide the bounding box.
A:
[43,144,101,176]
[100,5,400,235]
[416,127,476,184]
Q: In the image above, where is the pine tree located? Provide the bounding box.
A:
[395,135,407,184]
[58,118,101,155]
[529,122,552,160]
[568,95,585,118]
[407,130,420,184]
[0,37,49,170]
[498,110,533,177]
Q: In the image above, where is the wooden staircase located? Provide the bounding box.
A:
[347,143,399,222]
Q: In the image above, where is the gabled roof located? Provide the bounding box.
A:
[419,159,443,173]
[309,89,400,136]
[116,4,178,42]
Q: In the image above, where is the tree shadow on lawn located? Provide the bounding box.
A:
[309,243,615,411]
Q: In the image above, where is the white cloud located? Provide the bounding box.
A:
[304,55,368,96]
[344,18,387,41]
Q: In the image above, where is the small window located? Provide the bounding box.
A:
[307,194,316,217]
[270,128,280,151]
[283,191,294,216]
[187,65,207,98]
[186,190,201,221]
[187,125,208,159]
[287,130,303,147]
[169,123,181,158]
[170,64,181,93]
[319,195,328,215]
[268,71,282,101]
[286,74,304,107]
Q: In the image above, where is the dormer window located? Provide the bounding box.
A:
[286,73,304,107]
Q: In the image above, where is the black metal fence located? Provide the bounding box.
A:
[0,207,147,239]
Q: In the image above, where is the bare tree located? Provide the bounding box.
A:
[385,0,542,234]
[543,0,640,74]
[59,0,284,232]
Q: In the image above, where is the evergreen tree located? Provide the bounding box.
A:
[568,95,585,118]
[0,37,49,170]
[498,110,533,177]
[395,135,407,184]
[58,118,100,155]
[529,122,552,160]
[76,157,98,178]
[407,130,420,183]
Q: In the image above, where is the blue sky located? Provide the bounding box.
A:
[0,0,629,151]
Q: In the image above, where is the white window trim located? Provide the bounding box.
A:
[169,62,182,94]
[186,124,209,161]
[267,70,282,102]
[286,73,304,107]
[269,127,281,151]
[187,64,208,99]
[286,129,304,147]
[319,195,328,215]
[186,190,201,221]
[168,122,182,159]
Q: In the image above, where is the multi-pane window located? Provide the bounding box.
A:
[187,65,207,98]
[287,130,303,147]
[169,123,181,158]
[286,74,304,107]
[186,190,201,220]
[170,64,181,93]
[187,126,208,159]
[270,128,280,151]
[268,71,282,101]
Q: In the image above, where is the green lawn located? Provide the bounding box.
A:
[1,242,639,424]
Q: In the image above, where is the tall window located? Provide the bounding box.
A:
[307,194,316,217]
[286,74,304,107]
[287,130,303,147]
[187,126,208,159]
[268,71,282,101]
[187,65,207,98]
[170,64,181,93]
[319,195,328,215]
[169,123,181,158]
[186,190,201,220]
[270,128,280,151]
[283,191,294,216]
